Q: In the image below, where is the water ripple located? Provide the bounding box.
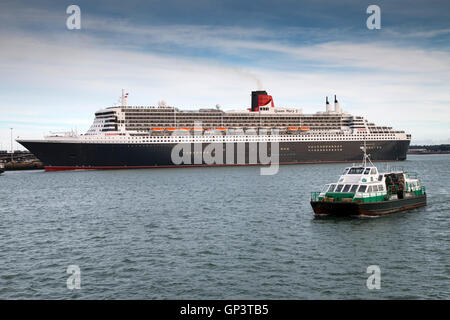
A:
[0,155,449,299]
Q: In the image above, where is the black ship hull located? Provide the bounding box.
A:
[311,194,426,216]
[17,139,410,171]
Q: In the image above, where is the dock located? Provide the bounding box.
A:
[0,151,44,171]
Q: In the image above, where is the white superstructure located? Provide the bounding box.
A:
[35,90,410,145]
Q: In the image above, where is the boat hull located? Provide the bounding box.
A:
[311,194,427,216]
[17,139,410,171]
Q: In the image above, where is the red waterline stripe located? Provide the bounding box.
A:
[44,159,404,172]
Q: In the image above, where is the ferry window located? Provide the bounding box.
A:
[335,184,344,192]
[378,175,383,181]
[371,168,377,174]
[350,185,359,192]
[364,168,370,174]
[342,185,351,192]
[378,185,384,191]
[348,167,364,174]
[358,185,367,192]
[328,184,336,192]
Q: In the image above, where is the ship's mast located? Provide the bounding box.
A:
[361,140,368,167]
[120,89,129,107]
[360,139,375,167]
[121,89,125,107]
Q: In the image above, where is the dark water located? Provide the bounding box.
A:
[0,155,449,299]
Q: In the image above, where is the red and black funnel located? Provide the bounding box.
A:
[251,91,274,112]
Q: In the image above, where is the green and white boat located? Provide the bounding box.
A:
[310,145,427,216]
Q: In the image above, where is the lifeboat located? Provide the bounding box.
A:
[300,127,310,130]
[193,127,204,131]
[151,128,163,131]
[288,127,299,130]
[216,127,227,131]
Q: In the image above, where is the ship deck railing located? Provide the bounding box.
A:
[311,192,321,202]
[390,166,404,173]
[387,185,398,194]
[405,172,418,179]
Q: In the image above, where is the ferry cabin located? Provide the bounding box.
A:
[313,166,425,203]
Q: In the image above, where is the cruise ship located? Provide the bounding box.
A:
[17,90,411,171]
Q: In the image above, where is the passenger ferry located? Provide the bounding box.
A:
[310,145,427,216]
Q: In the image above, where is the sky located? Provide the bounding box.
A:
[1,0,449,149]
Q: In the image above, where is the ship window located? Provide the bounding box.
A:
[371,168,377,174]
[364,168,370,174]
[342,184,351,192]
[348,167,364,174]
[350,185,359,192]
[328,184,336,192]
[378,175,383,181]
[358,185,367,192]
[367,186,374,192]
[335,184,344,192]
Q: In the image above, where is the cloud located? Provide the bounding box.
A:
[1,3,450,148]
[386,28,450,39]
